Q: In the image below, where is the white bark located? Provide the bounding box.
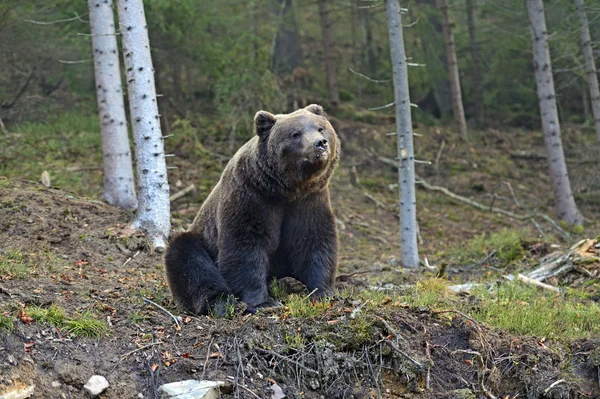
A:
[88,0,137,210]
[116,0,171,250]
[439,0,467,140]
[386,0,419,268]
[527,0,583,226]
[574,0,600,142]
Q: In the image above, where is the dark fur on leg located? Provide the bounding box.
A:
[164,232,234,315]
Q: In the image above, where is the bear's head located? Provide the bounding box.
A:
[253,104,339,187]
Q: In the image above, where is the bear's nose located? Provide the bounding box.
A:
[314,138,328,151]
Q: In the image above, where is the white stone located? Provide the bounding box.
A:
[158,380,224,399]
[83,375,109,397]
[51,381,61,388]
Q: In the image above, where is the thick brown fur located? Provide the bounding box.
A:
[165,104,340,315]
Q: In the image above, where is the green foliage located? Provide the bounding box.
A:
[26,304,108,338]
[26,304,67,326]
[0,113,103,196]
[471,282,600,339]
[0,249,29,279]
[0,313,14,332]
[283,294,331,319]
[452,229,528,266]
[63,312,109,338]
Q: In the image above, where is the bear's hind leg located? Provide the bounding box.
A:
[165,232,233,315]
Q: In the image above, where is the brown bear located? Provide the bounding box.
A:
[164,104,340,315]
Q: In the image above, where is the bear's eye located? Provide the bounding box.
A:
[292,131,301,139]
[318,127,324,133]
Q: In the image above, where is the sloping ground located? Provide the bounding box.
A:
[0,180,599,398]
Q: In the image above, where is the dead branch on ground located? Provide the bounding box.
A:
[451,350,497,399]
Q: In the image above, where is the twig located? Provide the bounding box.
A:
[225,377,261,399]
[504,182,521,208]
[202,337,215,379]
[434,140,446,179]
[348,67,391,84]
[121,250,140,268]
[376,316,409,346]
[451,350,497,399]
[369,101,418,111]
[255,348,319,375]
[364,192,386,209]
[364,345,381,399]
[24,12,88,25]
[432,310,479,327]
[544,379,566,394]
[515,273,561,292]
[380,334,423,370]
[304,288,319,300]
[169,184,195,202]
[2,68,35,110]
[110,342,162,374]
[143,298,181,328]
[58,58,91,64]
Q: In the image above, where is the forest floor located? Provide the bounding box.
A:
[1,113,600,398]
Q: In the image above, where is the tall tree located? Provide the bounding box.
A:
[116,0,171,250]
[88,0,137,210]
[386,0,419,268]
[574,0,600,142]
[439,0,467,139]
[466,0,483,126]
[271,0,302,75]
[527,0,583,226]
[318,0,340,107]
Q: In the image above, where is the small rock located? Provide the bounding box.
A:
[83,375,109,397]
[51,381,61,388]
[6,355,16,365]
[0,384,35,399]
[158,380,224,399]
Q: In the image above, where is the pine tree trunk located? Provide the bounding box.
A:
[116,0,171,250]
[574,0,600,142]
[271,0,302,76]
[439,0,467,139]
[318,0,340,108]
[88,0,137,210]
[386,0,419,268]
[527,0,583,226]
[466,0,483,127]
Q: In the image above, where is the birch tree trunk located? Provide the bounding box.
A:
[527,0,583,226]
[318,0,340,107]
[439,0,468,139]
[386,0,419,268]
[466,0,483,127]
[88,0,137,210]
[574,0,600,142]
[116,0,171,250]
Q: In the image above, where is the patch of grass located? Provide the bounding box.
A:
[26,304,67,326]
[284,331,306,350]
[283,294,332,318]
[403,277,455,308]
[452,228,527,266]
[0,249,29,279]
[269,278,286,301]
[63,312,109,338]
[129,312,149,324]
[470,282,600,339]
[0,313,14,332]
[0,113,103,196]
[25,304,108,338]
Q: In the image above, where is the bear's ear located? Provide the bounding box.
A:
[254,111,276,138]
[304,104,324,116]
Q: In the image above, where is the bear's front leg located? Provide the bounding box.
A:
[281,191,338,298]
[216,190,282,311]
[218,246,277,310]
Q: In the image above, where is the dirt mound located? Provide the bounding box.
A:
[1,179,598,398]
